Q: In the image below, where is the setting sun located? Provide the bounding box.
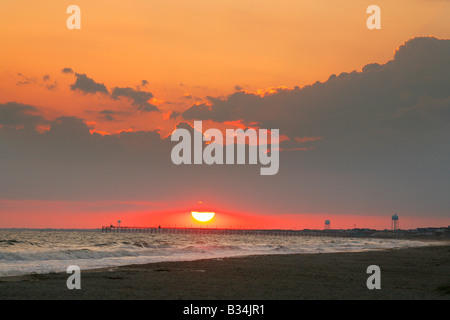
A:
[191,211,215,223]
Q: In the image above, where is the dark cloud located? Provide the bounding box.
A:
[45,82,57,90]
[175,37,450,215]
[61,67,74,74]
[1,37,449,218]
[174,121,194,131]
[99,110,119,121]
[183,37,450,138]
[169,111,181,119]
[84,109,127,122]
[0,102,45,128]
[42,75,57,90]
[70,73,109,95]
[0,113,176,202]
[111,87,159,112]
[63,69,160,113]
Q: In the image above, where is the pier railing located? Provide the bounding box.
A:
[101,225,347,237]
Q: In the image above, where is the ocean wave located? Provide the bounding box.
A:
[181,244,242,252]
[0,239,41,247]
[0,248,146,262]
[0,239,21,245]
[0,230,435,277]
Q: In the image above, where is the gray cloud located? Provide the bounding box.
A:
[183,37,450,144]
[111,87,159,112]
[61,67,74,74]
[176,37,450,215]
[1,37,449,219]
[63,68,160,113]
[0,102,45,128]
[84,109,124,122]
[169,111,181,119]
[99,110,119,121]
[70,73,109,95]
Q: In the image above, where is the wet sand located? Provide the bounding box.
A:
[0,245,449,300]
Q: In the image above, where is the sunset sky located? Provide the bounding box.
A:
[0,0,449,229]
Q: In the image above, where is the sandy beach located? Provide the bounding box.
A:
[0,244,448,300]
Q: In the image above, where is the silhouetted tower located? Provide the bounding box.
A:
[324,219,331,230]
[391,214,399,231]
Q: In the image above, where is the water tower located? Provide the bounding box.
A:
[391,214,399,231]
[324,219,331,230]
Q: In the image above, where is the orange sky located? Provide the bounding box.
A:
[1,0,449,136]
[0,1,449,229]
[1,199,448,230]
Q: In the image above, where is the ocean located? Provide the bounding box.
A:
[0,229,434,277]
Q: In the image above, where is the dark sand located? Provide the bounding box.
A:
[0,245,449,300]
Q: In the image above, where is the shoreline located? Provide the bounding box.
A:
[0,238,446,279]
[0,244,449,299]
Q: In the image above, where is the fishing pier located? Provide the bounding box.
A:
[101,225,344,237]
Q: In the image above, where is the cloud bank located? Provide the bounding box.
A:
[1,37,449,219]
